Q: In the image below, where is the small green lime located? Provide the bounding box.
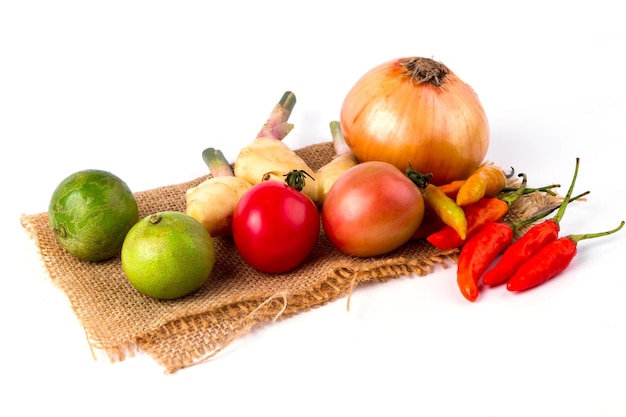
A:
[48,169,140,262]
[121,211,216,300]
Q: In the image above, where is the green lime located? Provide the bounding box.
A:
[121,211,216,300]
[48,169,140,262]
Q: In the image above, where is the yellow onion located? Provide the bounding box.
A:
[340,57,490,185]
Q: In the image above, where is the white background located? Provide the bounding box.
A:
[2,1,625,416]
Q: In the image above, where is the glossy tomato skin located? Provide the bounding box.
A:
[321,161,424,257]
[232,181,320,274]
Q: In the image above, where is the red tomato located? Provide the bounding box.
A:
[321,161,424,257]
[232,181,320,273]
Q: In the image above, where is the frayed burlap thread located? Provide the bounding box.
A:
[20,142,564,373]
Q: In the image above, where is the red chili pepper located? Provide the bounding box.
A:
[411,209,446,240]
[483,158,582,286]
[506,221,624,292]
[427,173,528,249]
[483,192,588,286]
[454,193,582,302]
[457,222,513,302]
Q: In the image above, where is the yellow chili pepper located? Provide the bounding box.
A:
[456,162,508,207]
[406,168,467,240]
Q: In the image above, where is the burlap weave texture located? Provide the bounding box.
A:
[20,142,558,373]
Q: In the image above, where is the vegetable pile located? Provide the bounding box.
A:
[183,75,622,301]
[50,56,624,303]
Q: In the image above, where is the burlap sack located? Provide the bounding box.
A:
[20,142,562,373]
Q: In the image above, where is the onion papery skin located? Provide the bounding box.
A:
[340,57,490,185]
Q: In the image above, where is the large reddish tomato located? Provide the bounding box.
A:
[321,161,424,257]
[232,179,320,274]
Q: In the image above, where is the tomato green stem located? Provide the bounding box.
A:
[405,167,434,189]
[284,169,315,192]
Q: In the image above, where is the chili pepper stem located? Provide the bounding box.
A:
[551,157,580,223]
[567,221,625,244]
[502,184,560,196]
[498,173,527,206]
[509,190,590,236]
